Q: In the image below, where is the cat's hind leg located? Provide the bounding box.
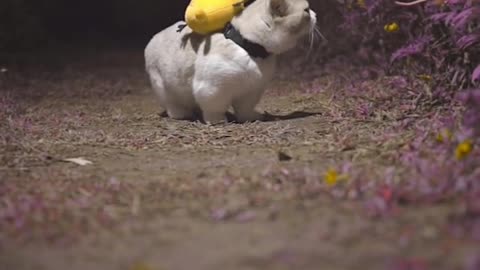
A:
[148,70,194,120]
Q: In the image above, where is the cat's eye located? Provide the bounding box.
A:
[304,8,310,13]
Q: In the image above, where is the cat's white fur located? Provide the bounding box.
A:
[145,0,316,124]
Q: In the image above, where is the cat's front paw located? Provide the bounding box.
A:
[203,111,228,125]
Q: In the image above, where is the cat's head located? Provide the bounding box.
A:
[233,0,317,55]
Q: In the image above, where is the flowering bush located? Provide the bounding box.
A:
[335,0,479,84]
[326,0,479,135]
[307,0,480,240]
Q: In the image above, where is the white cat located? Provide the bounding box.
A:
[145,0,316,124]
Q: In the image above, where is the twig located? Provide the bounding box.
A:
[395,0,429,6]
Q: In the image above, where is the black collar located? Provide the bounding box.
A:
[223,23,270,59]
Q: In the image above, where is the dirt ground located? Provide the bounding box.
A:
[0,49,479,270]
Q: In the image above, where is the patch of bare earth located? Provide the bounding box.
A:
[0,50,478,270]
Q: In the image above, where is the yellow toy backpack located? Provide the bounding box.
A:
[183,0,254,35]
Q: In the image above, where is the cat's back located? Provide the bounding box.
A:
[145,22,196,69]
[145,21,247,70]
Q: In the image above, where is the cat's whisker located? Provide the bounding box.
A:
[311,28,320,45]
[314,26,328,44]
[305,25,315,59]
[311,29,322,63]
[309,33,314,56]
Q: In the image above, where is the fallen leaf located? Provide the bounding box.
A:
[211,208,229,221]
[278,151,292,161]
[63,157,93,166]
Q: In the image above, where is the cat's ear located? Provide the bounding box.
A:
[269,0,288,17]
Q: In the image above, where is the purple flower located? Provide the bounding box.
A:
[211,208,228,221]
[391,36,432,62]
[472,65,480,83]
[445,0,468,6]
[464,253,480,270]
[390,76,409,89]
[456,33,480,49]
[107,177,121,191]
[430,12,454,23]
[234,210,256,223]
[364,196,389,217]
[457,89,480,104]
[450,7,480,31]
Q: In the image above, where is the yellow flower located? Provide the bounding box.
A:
[357,0,366,8]
[324,168,348,187]
[436,128,453,143]
[417,74,432,82]
[455,139,473,160]
[130,263,154,270]
[384,22,400,33]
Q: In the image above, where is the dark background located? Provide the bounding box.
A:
[0,0,191,51]
[0,1,339,52]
